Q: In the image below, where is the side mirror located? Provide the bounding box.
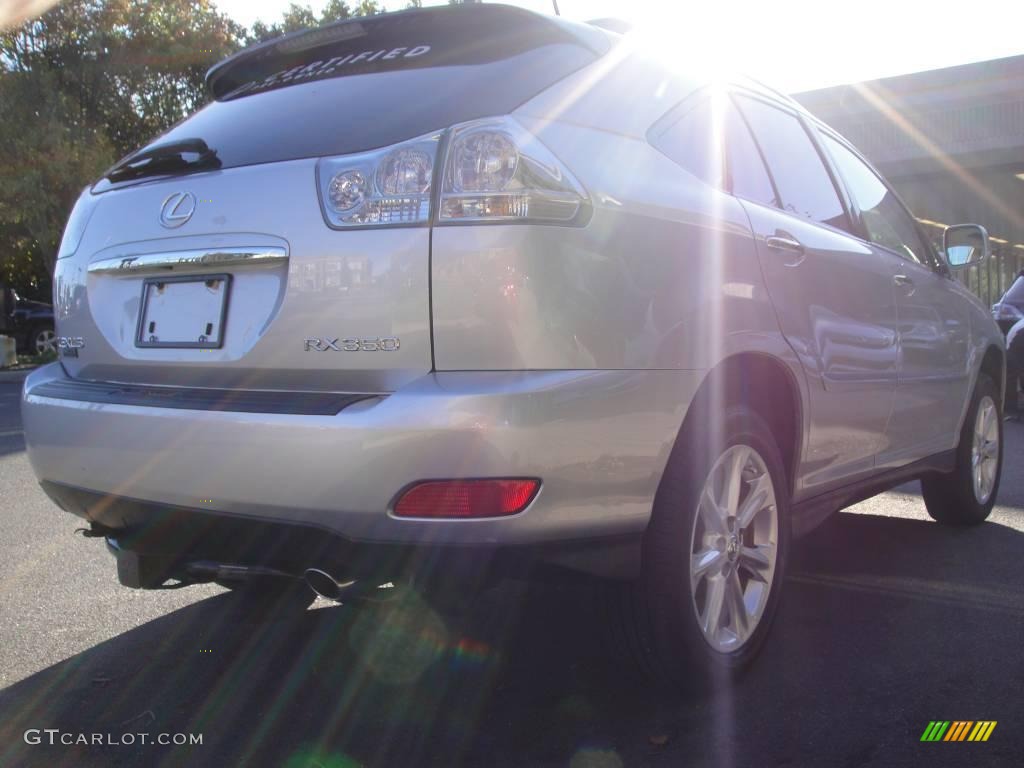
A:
[943,223,989,270]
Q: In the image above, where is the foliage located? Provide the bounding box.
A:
[0,0,246,296]
[18,348,59,367]
[0,0,385,299]
[0,68,114,295]
[247,1,383,44]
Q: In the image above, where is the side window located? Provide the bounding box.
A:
[723,98,777,207]
[651,95,776,208]
[819,133,931,265]
[650,97,723,187]
[733,95,848,230]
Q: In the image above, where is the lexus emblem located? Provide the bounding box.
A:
[159,191,196,228]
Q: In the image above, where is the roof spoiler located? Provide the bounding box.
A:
[206,4,611,101]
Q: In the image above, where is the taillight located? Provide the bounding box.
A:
[438,117,588,224]
[316,131,441,228]
[393,479,540,519]
[315,117,587,229]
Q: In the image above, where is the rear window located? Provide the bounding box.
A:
[105,7,606,180]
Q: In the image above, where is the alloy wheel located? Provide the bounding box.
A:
[689,444,778,653]
[34,328,57,355]
[971,395,998,504]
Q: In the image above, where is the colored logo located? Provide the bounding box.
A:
[920,721,997,742]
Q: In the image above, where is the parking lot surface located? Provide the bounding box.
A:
[1,373,1022,767]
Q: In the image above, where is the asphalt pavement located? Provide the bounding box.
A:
[1,371,1022,767]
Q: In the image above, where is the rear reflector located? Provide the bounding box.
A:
[394,479,540,519]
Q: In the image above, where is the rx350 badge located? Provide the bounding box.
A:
[56,336,85,357]
[304,337,400,352]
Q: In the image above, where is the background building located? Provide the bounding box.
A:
[796,55,1024,306]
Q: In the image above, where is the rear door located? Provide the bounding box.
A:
[816,130,972,464]
[729,92,901,493]
[54,6,607,393]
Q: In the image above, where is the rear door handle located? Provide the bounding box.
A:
[765,235,805,254]
[765,233,806,267]
[893,273,915,296]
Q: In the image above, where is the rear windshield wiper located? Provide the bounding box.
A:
[105,138,221,183]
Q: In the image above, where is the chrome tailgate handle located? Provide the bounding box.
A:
[88,247,288,275]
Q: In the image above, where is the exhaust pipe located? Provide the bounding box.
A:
[303,568,352,600]
[185,561,295,583]
[303,568,399,603]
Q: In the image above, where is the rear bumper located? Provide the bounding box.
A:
[22,363,702,568]
[45,482,643,584]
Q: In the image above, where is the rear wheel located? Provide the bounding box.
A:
[922,373,1001,525]
[614,406,790,690]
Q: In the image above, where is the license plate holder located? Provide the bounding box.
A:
[135,274,231,349]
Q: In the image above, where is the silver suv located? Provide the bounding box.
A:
[21,5,1004,685]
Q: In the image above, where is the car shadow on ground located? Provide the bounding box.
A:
[1,510,1022,768]
[0,381,26,458]
[0,432,24,459]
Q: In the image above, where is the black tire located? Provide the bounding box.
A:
[611,405,791,691]
[921,373,1001,525]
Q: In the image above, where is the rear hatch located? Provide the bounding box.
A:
[54,5,608,393]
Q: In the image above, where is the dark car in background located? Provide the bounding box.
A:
[0,284,56,355]
[992,272,1024,335]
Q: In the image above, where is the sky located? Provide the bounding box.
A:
[214,0,1024,92]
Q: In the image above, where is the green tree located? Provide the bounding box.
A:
[352,1,382,14]
[0,0,387,296]
[249,2,365,44]
[0,69,114,294]
[0,0,245,294]
[321,0,355,20]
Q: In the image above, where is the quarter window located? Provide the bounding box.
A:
[651,97,723,187]
[820,133,930,265]
[733,96,848,230]
[651,95,777,208]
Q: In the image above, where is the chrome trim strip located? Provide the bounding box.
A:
[87,247,288,275]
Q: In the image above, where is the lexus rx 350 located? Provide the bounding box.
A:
[21,4,1004,686]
